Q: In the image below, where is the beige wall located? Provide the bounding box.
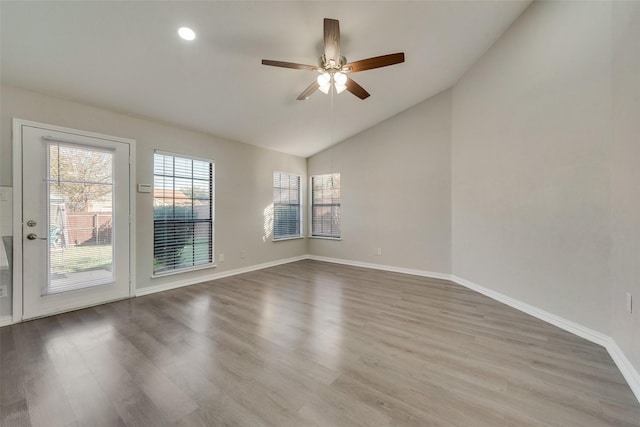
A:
[611,0,640,375]
[450,0,640,377]
[0,85,307,317]
[451,0,613,334]
[308,90,452,274]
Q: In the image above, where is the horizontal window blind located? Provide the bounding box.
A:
[311,173,341,238]
[153,152,214,274]
[273,172,301,239]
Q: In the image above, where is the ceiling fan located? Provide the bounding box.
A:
[262,18,405,101]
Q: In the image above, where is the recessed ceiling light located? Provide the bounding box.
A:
[178,27,196,41]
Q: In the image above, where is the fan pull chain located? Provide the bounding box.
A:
[330,83,335,175]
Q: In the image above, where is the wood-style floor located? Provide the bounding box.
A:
[1,260,639,426]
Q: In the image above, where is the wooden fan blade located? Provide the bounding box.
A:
[323,18,340,64]
[262,60,318,71]
[343,52,405,73]
[297,81,320,100]
[346,77,370,100]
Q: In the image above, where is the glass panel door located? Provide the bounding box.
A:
[20,122,132,320]
[47,143,115,294]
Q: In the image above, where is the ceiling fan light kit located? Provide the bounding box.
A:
[262,18,405,101]
[317,71,347,94]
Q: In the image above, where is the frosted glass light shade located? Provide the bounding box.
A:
[317,73,331,86]
[334,72,347,86]
[317,72,331,94]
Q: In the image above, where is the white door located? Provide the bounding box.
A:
[20,122,132,319]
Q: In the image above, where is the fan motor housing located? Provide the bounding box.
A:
[320,54,347,71]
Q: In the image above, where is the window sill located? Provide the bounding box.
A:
[308,236,342,241]
[152,263,217,278]
[272,236,305,242]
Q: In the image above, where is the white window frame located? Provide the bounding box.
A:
[310,173,341,240]
[152,150,215,276]
[272,171,303,241]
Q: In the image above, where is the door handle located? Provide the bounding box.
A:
[26,233,46,241]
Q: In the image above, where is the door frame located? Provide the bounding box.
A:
[12,118,136,323]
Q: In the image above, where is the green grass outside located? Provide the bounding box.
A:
[50,239,210,275]
[50,244,112,274]
[153,238,211,273]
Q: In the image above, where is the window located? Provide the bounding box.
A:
[311,173,341,238]
[273,172,301,239]
[153,151,214,274]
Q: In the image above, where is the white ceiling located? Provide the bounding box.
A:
[1,1,531,158]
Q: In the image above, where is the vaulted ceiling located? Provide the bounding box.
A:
[1,1,531,157]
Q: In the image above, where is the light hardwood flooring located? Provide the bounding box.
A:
[1,260,639,426]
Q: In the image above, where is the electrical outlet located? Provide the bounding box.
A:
[0,284,8,298]
[626,293,633,314]
[376,248,382,256]
[241,250,246,259]
[218,253,224,262]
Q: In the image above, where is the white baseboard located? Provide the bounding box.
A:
[307,255,452,281]
[135,255,308,297]
[605,338,640,403]
[450,274,640,402]
[307,256,639,404]
[0,315,14,327]
[450,275,611,347]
